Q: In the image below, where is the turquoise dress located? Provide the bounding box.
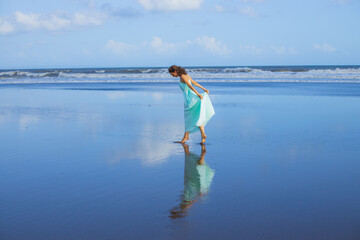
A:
[179,77,215,134]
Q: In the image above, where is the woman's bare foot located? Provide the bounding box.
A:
[180,136,189,143]
[174,136,189,143]
[200,134,207,144]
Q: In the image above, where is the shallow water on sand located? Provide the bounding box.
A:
[1,83,360,240]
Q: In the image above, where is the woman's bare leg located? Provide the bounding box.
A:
[175,131,190,143]
[182,131,190,143]
[199,125,207,144]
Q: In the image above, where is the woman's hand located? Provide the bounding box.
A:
[198,94,203,100]
[204,89,209,94]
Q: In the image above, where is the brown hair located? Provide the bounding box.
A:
[168,65,187,76]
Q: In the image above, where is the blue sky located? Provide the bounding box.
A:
[0,0,359,69]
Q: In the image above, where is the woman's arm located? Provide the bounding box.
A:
[181,75,203,99]
[189,77,209,94]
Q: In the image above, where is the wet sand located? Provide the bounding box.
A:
[1,82,360,240]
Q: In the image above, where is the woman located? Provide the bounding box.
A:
[168,65,215,144]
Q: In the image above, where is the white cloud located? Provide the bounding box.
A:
[214,5,225,12]
[195,36,232,55]
[149,36,177,53]
[240,45,297,55]
[41,14,71,30]
[105,36,231,56]
[239,6,260,17]
[105,37,177,55]
[240,45,264,55]
[0,11,104,35]
[137,0,204,11]
[14,11,41,29]
[313,43,336,52]
[146,36,231,55]
[104,40,137,55]
[0,17,15,34]
[270,46,296,54]
[73,12,102,26]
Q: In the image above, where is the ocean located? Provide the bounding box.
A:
[1,65,360,239]
[1,65,360,84]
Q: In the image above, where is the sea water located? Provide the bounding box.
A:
[1,66,360,240]
[0,65,359,84]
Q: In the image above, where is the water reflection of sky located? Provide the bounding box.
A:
[1,84,360,240]
[107,122,184,166]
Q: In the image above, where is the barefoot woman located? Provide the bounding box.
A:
[169,65,215,144]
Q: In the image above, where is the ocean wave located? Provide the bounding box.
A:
[308,68,360,74]
[2,72,359,80]
[1,67,359,83]
[1,79,360,84]
[222,67,254,73]
[0,70,61,78]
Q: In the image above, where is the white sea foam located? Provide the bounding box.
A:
[1,79,360,84]
[0,71,17,76]
[1,67,359,84]
[223,67,253,73]
[308,68,360,74]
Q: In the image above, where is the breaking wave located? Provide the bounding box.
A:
[1,66,359,84]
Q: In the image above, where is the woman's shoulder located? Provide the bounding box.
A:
[181,74,191,81]
[179,74,191,83]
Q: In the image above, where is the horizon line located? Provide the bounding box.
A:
[1,64,360,71]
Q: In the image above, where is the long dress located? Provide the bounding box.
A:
[179,76,215,134]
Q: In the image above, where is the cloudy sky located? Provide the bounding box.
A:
[0,0,359,69]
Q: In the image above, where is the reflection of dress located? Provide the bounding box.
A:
[184,152,215,201]
[179,77,215,134]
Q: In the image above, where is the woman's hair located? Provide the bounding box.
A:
[168,65,187,76]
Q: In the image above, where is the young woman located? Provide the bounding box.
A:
[168,65,215,144]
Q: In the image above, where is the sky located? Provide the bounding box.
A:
[0,0,359,69]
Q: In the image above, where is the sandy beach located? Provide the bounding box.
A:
[1,82,360,239]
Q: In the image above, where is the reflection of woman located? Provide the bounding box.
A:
[169,143,215,219]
